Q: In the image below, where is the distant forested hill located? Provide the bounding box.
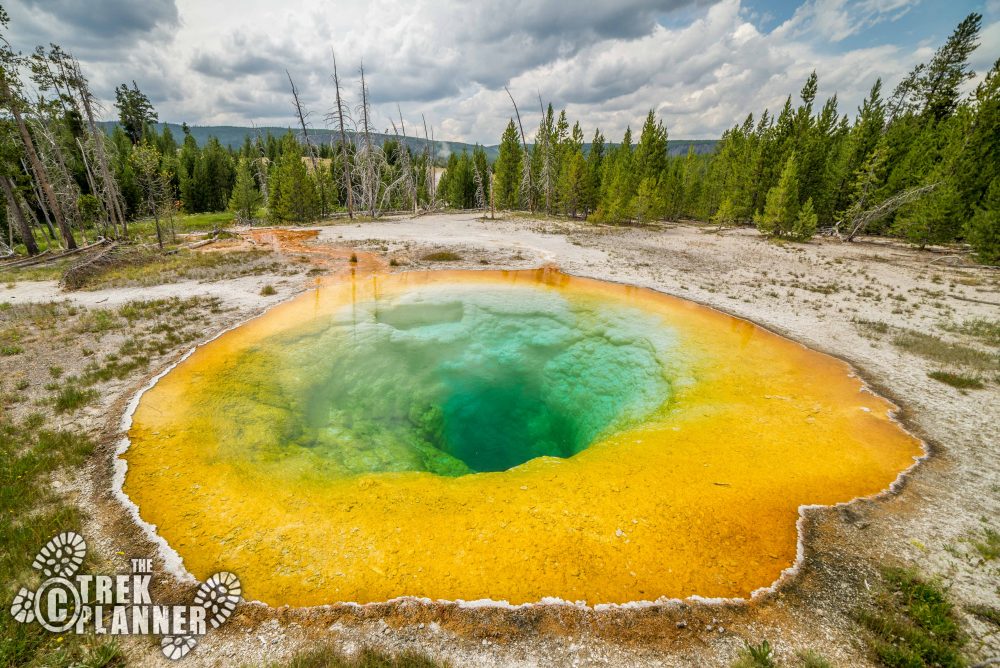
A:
[96,121,717,161]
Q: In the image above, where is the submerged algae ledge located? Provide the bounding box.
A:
[122,268,923,607]
[218,280,683,477]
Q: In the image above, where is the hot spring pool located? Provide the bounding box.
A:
[122,268,921,606]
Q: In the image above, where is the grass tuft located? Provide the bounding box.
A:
[966,604,1000,627]
[969,527,999,561]
[927,371,984,390]
[422,251,462,262]
[261,284,278,296]
[893,330,999,371]
[796,650,834,668]
[731,640,777,668]
[274,645,445,668]
[855,567,966,668]
[941,318,1000,347]
[52,384,98,413]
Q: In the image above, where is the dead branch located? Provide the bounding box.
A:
[835,182,940,241]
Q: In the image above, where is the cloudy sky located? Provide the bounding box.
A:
[6,0,998,144]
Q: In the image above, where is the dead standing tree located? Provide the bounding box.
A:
[69,57,127,238]
[421,114,437,207]
[29,114,84,241]
[391,105,417,214]
[353,60,381,218]
[286,70,330,217]
[0,174,39,254]
[328,51,354,219]
[0,69,76,248]
[504,86,533,213]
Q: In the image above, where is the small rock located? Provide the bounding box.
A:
[676,620,687,629]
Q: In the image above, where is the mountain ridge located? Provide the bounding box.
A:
[97,121,718,161]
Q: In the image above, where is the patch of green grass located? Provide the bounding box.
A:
[969,527,999,561]
[422,251,462,262]
[80,356,149,386]
[261,284,277,296]
[74,309,121,334]
[0,344,23,356]
[273,645,445,668]
[927,371,985,390]
[795,650,834,668]
[731,640,777,668]
[118,296,222,321]
[52,383,98,413]
[0,302,71,330]
[0,416,124,667]
[855,567,966,668]
[0,259,70,284]
[941,318,1000,347]
[76,248,278,290]
[966,604,1000,627]
[853,318,890,337]
[893,330,999,372]
[128,211,236,241]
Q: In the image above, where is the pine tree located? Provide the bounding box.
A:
[631,177,664,224]
[558,149,589,218]
[633,110,668,184]
[494,119,523,209]
[712,196,738,229]
[585,129,605,216]
[228,156,261,223]
[894,176,964,247]
[270,135,318,222]
[966,177,1000,264]
[594,127,633,224]
[759,152,800,237]
[919,13,982,122]
[792,197,818,240]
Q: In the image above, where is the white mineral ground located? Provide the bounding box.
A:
[2,213,997,667]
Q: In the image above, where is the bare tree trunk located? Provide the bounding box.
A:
[358,61,376,218]
[76,136,114,239]
[33,115,84,241]
[504,86,533,213]
[0,176,39,255]
[422,114,433,206]
[72,59,127,238]
[430,126,437,198]
[286,70,327,217]
[398,105,417,214]
[330,51,354,219]
[2,78,76,248]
